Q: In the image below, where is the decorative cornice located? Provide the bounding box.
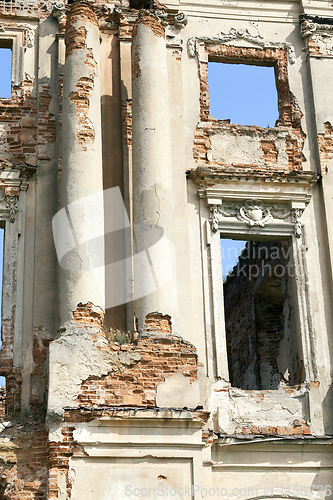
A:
[189,166,319,188]
[300,15,333,57]
[0,159,36,176]
[300,14,333,38]
[112,7,187,31]
[190,166,318,238]
[0,160,36,221]
[188,28,296,64]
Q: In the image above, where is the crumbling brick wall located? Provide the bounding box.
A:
[77,336,198,407]
[0,417,48,500]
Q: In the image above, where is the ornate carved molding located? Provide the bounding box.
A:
[6,195,18,223]
[191,166,316,238]
[219,199,290,226]
[300,15,333,56]
[210,199,305,237]
[210,205,219,232]
[51,1,66,21]
[154,10,168,26]
[188,28,296,64]
[113,7,187,31]
[0,160,36,222]
[174,12,188,29]
[300,16,333,38]
[0,23,35,48]
[292,208,304,238]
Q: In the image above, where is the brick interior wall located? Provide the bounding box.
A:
[223,240,297,390]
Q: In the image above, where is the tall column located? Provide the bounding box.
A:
[131,12,179,334]
[55,0,104,326]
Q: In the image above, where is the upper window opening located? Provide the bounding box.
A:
[208,62,278,128]
[0,47,12,99]
[221,237,305,391]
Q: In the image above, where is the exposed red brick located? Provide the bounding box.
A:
[172,50,181,61]
[30,327,52,408]
[310,381,320,388]
[0,306,15,376]
[65,26,87,59]
[261,139,278,162]
[48,427,78,499]
[67,29,98,149]
[69,76,96,148]
[122,99,132,147]
[132,11,165,42]
[240,420,311,436]
[72,302,104,329]
[303,32,333,57]
[132,45,141,82]
[0,422,48,499]
[143,312,172,336]
[318,122,333,175]
[65,0,98,60]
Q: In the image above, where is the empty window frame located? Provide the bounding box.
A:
[199,44,301,130]
[221,237,305,390]
[0,44,12,99]
[208,62,278,127]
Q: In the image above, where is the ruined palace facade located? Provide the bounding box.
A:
[0,0,332,497]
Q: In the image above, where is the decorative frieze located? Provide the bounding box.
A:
[6,194,18,223]
[191,166,317,238]
[188,28,296,64]
[210,199,305,237]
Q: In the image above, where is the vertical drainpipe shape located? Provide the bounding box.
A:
[59,0,105,327]
[131,12,179,335]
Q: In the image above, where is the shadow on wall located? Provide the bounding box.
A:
[322,383,333,435]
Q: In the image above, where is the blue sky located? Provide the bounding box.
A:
[0,48,12,98]
[208,62,278,128]
[221,239,246,279]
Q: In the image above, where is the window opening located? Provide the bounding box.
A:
[0,228,5,399]
[221,238,304,390]
[0,46,12,99]
[208,62,278,127]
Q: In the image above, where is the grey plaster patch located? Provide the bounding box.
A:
[156,373,200,408]
[47,321,141,419]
